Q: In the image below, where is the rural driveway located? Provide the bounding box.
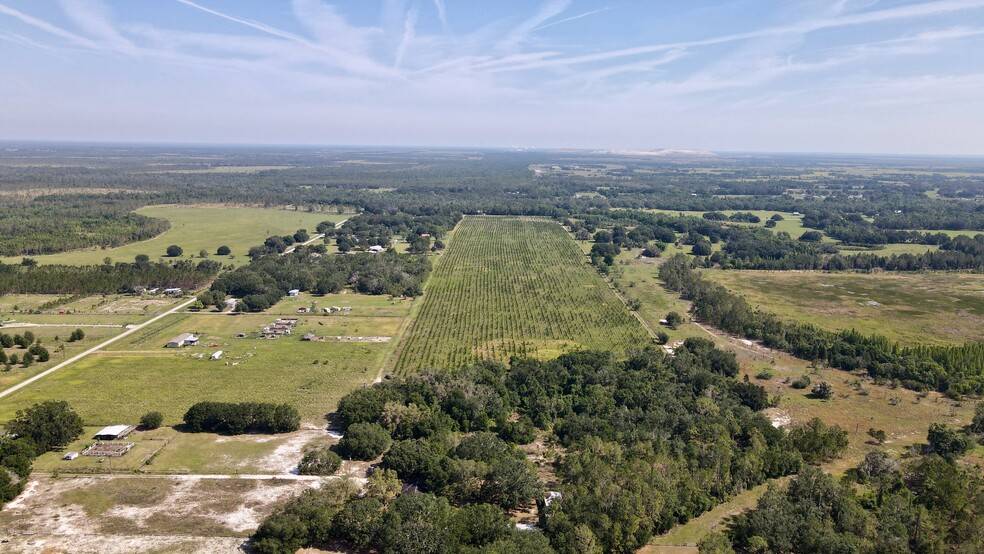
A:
[281,218,347,255]
[0,297,197,401]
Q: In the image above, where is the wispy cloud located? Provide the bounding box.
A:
[394,8,417,69]
[495,0,570,53]
[532,7,610,32]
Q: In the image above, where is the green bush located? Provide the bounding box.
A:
[297,446,342,475]
[338,423,391,460]
[791,375,811,389]
[140,411,163,430]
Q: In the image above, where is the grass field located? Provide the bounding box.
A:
[0,205,344,267]
[394,216,651,373]
[0,303,408,424]
[704,270,984,345]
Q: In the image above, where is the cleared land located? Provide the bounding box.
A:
[394,216,651,372]
[0,205,343,267]
[704,270,984,345]
[0,294,414,425]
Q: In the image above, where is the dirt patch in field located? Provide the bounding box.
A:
[0,475,316,552]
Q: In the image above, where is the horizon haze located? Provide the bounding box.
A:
[1,0,983,155]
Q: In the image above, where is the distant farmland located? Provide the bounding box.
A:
[394,216,651,372]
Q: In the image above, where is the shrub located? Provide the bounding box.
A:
[216,245,231,256]
[791,375,811,389]
[338,423,392,460]
[140,411,163,430]
[665,311,684,329]
[811,381,834,400]
[297,446,342,475]
[755,369,774,380]
[166,245,183,257]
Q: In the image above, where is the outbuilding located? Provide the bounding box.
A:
[368,245,385,253]
[94,425,134,440]
[288,289,300,297]
[210,350,223,360]
[165,333,199,348]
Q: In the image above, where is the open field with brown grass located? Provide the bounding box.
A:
[704,270,984,345]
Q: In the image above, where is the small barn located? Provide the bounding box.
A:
[165,333,199,348]
[94,425,134,440]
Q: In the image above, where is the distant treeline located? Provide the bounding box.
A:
[581,210,984,271]
[659,255,984,395]
[0,259,220,295]
[209,250,430,311]
[0,193,169,256]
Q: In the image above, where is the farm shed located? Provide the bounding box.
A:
[210,350,223,360]
[288,289,300,297]
[93,425,134,440]
[368,245,385,253]
[63,452,79,461]
[165,333,199,348]
[162,287,182,296]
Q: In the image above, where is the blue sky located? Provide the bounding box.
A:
[1,1,983,154]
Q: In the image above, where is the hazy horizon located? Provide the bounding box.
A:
[2,1,984,155]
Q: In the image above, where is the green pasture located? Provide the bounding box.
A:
[0,205,343,267]
[704,270,984,346]
[0,310,396,424]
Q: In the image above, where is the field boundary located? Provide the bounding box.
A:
[0,297,196,401]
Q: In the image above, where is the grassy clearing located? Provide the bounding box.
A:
[0,309,399,424]
[0,324,128,391]
[394,216,651,372]
[0,205,343,267]
[704,270,984,345]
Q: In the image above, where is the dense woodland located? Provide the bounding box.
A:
[251,346,851,553]
[3,146,984,260]
[209,249,430,311]
[0,258,221,294]
[704,435,984,553]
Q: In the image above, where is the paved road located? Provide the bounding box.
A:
[0,297,197,400]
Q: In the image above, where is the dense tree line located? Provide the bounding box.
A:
[1,401,84,506]
[660,255,984,394]
[704,426,984,553]
[251,479,552,554]
[322,211,460,253]
[182,401,300,434]
[255,346,849,553]
[209,249,430,311]
[0,193,170,256]
[0,259,220,294]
